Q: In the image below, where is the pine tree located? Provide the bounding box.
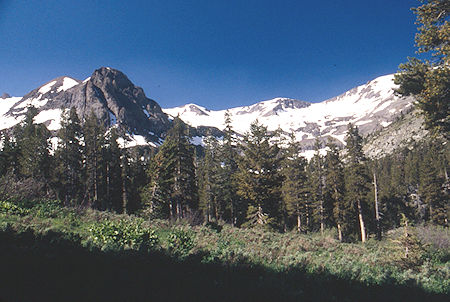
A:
[148,117,198,219]
[198,134,220,222]
[236,120,283,229]
[419,143,446,225]
[216,111,241,225]
[15,106,51,180]
[344,123,370,242]
[324,140,346,241]
[309,138,326,234]
[82,112,105,207]
[0,131,19,176]
[281,133,308,232]
[53,107,83,204]
[104,127,123,212]
[371,161,382,240]
[126,147,149,214]
[394,1,449,137]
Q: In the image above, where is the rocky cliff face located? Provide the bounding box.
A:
[363,109,429,158]
[4,67,171,143]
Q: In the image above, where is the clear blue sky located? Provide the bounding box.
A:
[0,0,418,109]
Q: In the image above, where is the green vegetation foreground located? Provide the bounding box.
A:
[0,200,448,302]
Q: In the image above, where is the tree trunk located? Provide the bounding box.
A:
[94,154,98,206]
[231,200,235,227]
[373,172,381,240]
[297,214,301,233]
[105,164,110,210]
[337,223,343,242]
[320,199,324,235]
[305,203,310,234]
[357,199,366,243]
[122,173,128,215]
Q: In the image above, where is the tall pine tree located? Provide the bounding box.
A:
[281,133,308,232]
[148,117,198,219]
[53,107,83,204]
[344,123,370,242]
[15,106,51,180]
[236,120,283,229]
[324,140,346,241]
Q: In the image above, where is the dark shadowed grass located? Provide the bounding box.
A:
[0,229,448,302]
[0,200,448,301]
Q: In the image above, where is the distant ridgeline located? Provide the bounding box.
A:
[0,67,417,158]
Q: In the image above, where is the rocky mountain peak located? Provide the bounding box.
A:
[1,93,11,99]
[1,67,172,144]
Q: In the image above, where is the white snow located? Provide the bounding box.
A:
[83,77,91,83]
[163,73,409,147]
[34,109,63,131]
[0,115,24,130]
[57,77,79,92]
[143,109,151,118]
[38,81,57,94]
[0,97,24,130]
[117,134,156,148]
[0,97,21,116]
[14,97,49,109]
[190,136,204,146]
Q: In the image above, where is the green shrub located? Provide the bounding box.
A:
[0,201,29,216]
[30,200,63,218]
[89,219,158,251]
[167,228,195,257]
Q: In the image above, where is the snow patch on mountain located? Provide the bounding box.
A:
[38,81,57,94]
[57,77,79,92]
[163,74,413,153]
[34,109,64,131]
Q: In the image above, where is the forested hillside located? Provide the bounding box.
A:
[1,105,448,239]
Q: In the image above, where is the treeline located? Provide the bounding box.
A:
[0,107,448,242]
[0,107,148,213]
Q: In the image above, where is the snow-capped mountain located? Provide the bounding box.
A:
[0,69,417,156]
[163,74,415,153]
[0,67,171,146]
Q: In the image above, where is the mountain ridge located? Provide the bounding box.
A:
[163,74,415,153]
[0,68,419,156]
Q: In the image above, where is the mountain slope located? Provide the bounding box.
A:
[363,109,428,158]
[1,70,418,156]
[163,74,415,151]
[1,68,171,144]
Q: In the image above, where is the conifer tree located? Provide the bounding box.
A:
[217,111,241,225]
[0,131,19,176]
[149,117,198,219]
[324,140,346,241]
[104,127,123,211]
[198,134,220,222]
[53,107,83,204]
[281,133,308,232]
[121,146,130,214]
[82,112,105,207]
[419,143,447,225]
[15,106,51,180]
[309,138,326,234]
[394,0,449,137]
[236,120,282,229]
[344,123,370,242]
[126,147,148,213]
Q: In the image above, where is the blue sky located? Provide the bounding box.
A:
[0,0,418,109]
